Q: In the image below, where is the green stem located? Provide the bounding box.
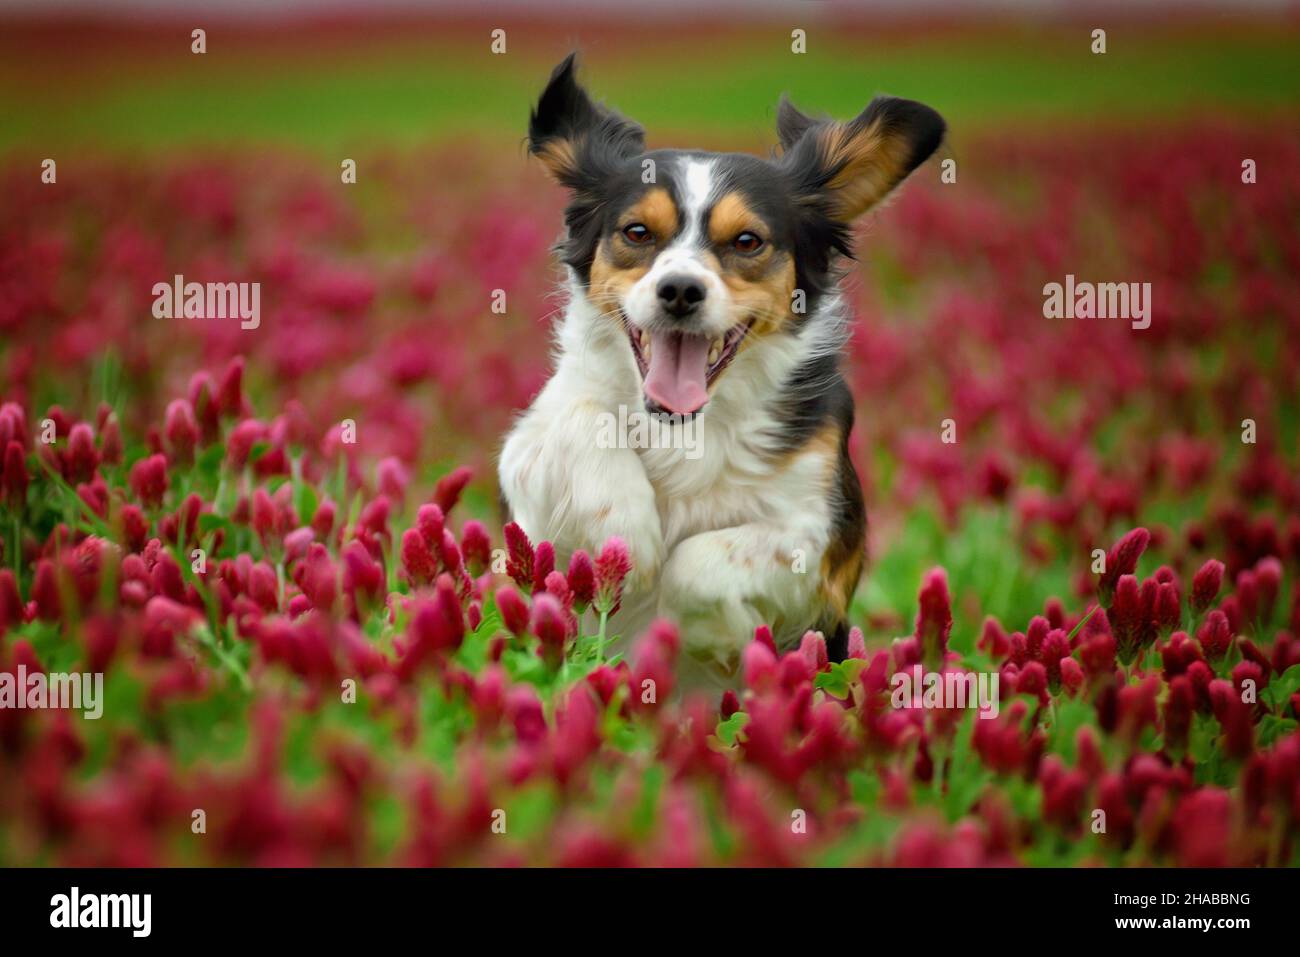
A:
[1065,603,1100,642]
[595,608,610,663]
[193,625,252,693]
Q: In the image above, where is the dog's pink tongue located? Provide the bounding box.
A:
[644,330,710,414]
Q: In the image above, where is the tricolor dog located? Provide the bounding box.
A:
[499,55,944,683]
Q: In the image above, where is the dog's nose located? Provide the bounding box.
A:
[656,275,706,317]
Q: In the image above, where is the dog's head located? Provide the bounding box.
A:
[529,54,944,417]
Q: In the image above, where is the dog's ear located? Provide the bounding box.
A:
[779,95,944,222]
[529,54,645,190]
[775,96,820,152]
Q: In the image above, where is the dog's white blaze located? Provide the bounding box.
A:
[625,158,733,337]
[675,158,715,246]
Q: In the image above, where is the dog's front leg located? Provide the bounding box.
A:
[657,523,829,669]
[499,397,664,595]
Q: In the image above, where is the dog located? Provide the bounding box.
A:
[499,54,944,683]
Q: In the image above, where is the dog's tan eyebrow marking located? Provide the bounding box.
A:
[708,192,764,245]
[621,187,679,241]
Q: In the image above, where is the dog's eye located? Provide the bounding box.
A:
[622,223,652,245]
[733,232,763,253]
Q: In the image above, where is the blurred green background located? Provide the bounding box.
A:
[2,14,1299,153]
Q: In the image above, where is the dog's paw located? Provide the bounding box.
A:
[499,401,664,593]
[657,525,822,662]
[568,445,665,595]
[657,530,765,660]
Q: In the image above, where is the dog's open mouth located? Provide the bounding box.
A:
[627,321,751,416]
